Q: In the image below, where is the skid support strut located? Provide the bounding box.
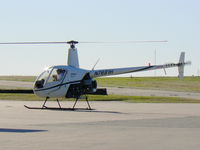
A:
[42,97,62,109]
[72,96,92,110]
[72,98,79,109]
[57,99,62,108]
[86,96,91,110]
[42,97,49,108]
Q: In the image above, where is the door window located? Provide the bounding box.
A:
[47,69,66,83]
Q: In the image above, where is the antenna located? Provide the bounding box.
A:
[91,58,100,71]
[154,49,157,77]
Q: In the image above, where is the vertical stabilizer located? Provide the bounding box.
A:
[178,52,185,79]
[67,47,79,68]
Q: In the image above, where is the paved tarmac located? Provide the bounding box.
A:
[1,100,200,150]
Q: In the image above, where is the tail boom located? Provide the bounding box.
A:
[90,52,191,78]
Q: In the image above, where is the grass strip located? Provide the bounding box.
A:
[96,77,200,93]
[0,94,199,103]
[0,76,199,93]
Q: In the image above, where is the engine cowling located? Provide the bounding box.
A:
[66,73,97,98]
[83,78,97,93]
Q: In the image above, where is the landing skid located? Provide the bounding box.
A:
[24,95,93,111]
[24,105,94,111]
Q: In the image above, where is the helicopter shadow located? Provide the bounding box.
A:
[0,128,48,133]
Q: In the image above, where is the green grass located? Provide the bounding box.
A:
[0,76,200,92]
[0,94,199,103]
[96,76,200,92]
[0,76,36,82]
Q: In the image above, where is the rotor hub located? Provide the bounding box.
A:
[67,40,79,48]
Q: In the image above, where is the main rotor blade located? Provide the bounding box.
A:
[79,40,168,43]
[0,40,168,45]
[0,42,68,44]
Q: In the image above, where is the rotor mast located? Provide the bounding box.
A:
[67,40,79,68]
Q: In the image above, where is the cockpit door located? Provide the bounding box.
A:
[44,68,66,90]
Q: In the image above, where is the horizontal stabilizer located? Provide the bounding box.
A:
[87,88,107,95]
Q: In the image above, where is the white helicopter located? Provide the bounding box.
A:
[0,40,190,110]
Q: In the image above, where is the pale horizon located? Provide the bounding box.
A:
[0,0,199,77]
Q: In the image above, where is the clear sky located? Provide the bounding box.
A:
[0,0,199,77]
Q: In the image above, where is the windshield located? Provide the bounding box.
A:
[37,69,51,82]
[34,68,52,89]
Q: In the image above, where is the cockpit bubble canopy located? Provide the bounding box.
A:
[34,67,66,89]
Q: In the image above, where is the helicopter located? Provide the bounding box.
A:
[0,40,191,110]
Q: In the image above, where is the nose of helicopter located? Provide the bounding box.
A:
[33,66,69,98]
